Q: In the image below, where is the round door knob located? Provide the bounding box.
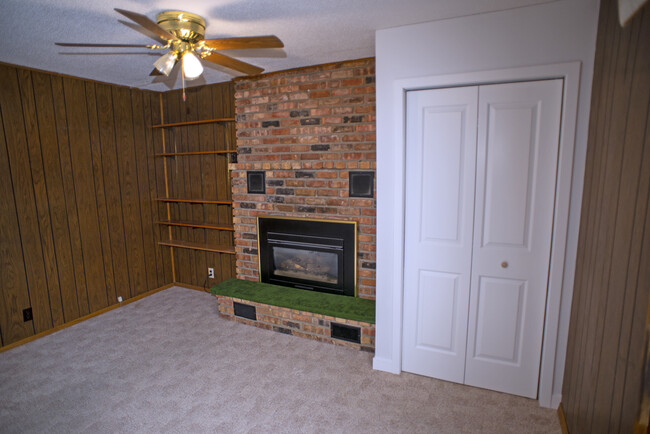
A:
[501,261,508,268]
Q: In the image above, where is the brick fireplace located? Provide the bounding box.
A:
[230,58,376,300]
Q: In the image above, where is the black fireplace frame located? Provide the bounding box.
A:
[257,217,357,297]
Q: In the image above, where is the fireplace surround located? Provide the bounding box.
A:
[257,217,357,297]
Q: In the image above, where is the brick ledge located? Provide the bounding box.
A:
[216,295,375,352]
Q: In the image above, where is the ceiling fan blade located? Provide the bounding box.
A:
[114,8,179,42]
[202,35,284,50]
[203,51,264,76]
[150,68,163,76]
[55,42,154,48]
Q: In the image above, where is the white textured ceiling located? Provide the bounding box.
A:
[1,0,556,90]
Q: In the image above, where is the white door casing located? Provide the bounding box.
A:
[402,79,563,398]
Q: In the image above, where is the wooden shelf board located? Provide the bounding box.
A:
[155,150,237,157]
[159,240,236,255]
[155,220,234,231]
[152,118,235,128]
[154,198,232,205]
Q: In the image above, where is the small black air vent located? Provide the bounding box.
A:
[247,171,266,194]
[233,302,257,321]
[331,322,360,344]
[349,171,374,198]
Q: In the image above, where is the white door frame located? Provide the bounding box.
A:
[373,62,581,408]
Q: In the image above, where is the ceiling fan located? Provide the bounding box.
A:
[56,8,284,81]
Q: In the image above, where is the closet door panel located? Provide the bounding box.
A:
[465,79,563,398]
[402,86,478,383]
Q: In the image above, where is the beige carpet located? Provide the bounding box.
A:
[0,286,560,433]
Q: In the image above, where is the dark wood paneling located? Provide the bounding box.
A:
[50,75,87,320]
[131,90,161,292]
[17,70,65,328]
[0,62,235,346]
[0,64,166,346]
[0,103,33,345]
[562,1,650,433]
[112,86,148,298]
[94,83,131,302]
[84,82,117,306]
[62,76,107,313]
[0,65,52,334]
[31,71,78,326]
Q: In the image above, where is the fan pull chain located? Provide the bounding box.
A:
[181,55,187,102]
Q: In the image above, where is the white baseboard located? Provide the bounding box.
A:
[550,393,562,409]
[373,356,400,374]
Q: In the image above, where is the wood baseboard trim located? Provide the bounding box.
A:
[558,403,569,434]
[174,282,213,293]
[0,283,175,353]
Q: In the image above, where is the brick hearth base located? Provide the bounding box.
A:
[215,296,375,352]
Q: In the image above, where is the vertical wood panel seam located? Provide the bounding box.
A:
[89,82,115,307]
[21,70,56,329]
[110,87,134,297]
[0,108,5,345]
[32,72,66,327]
[11,68,38,336]
[0,107,24,343]
[615,90,650,433]
[130,90,151,293]
[62,79,89,316]
[79,81,105,309]
[50,77,79,323]
[28,70,62,327]
[147,93,164,286]
[616,157,650,434]
[607,17,646,430]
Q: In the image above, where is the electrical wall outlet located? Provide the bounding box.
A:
[117,296,123,303]
[22,307,33,322]
[208,267,215,279]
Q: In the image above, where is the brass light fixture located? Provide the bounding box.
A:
[152,11,206,80]
[55,8,284,84]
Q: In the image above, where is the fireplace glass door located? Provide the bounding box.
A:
[272,246,338,284]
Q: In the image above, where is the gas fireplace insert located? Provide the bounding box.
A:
[257,217,357,296]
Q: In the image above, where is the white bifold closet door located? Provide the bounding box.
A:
[402,79,563,398]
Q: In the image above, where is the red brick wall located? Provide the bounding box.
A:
[231,58,376,299]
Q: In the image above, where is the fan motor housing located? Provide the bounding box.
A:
[156,11,206,43]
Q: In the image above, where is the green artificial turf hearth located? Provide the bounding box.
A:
[211,278,375,324]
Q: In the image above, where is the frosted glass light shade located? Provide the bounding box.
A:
[153,51,177,76]
[182,51,203,80]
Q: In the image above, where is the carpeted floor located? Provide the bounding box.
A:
[0,286,560,433]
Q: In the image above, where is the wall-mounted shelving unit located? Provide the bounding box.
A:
[154,197,233,204]
[155,220,234,231]
[152,117,235,128]
[155,104,237,283]
[155,150,236,157]
[158,240,236,254]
